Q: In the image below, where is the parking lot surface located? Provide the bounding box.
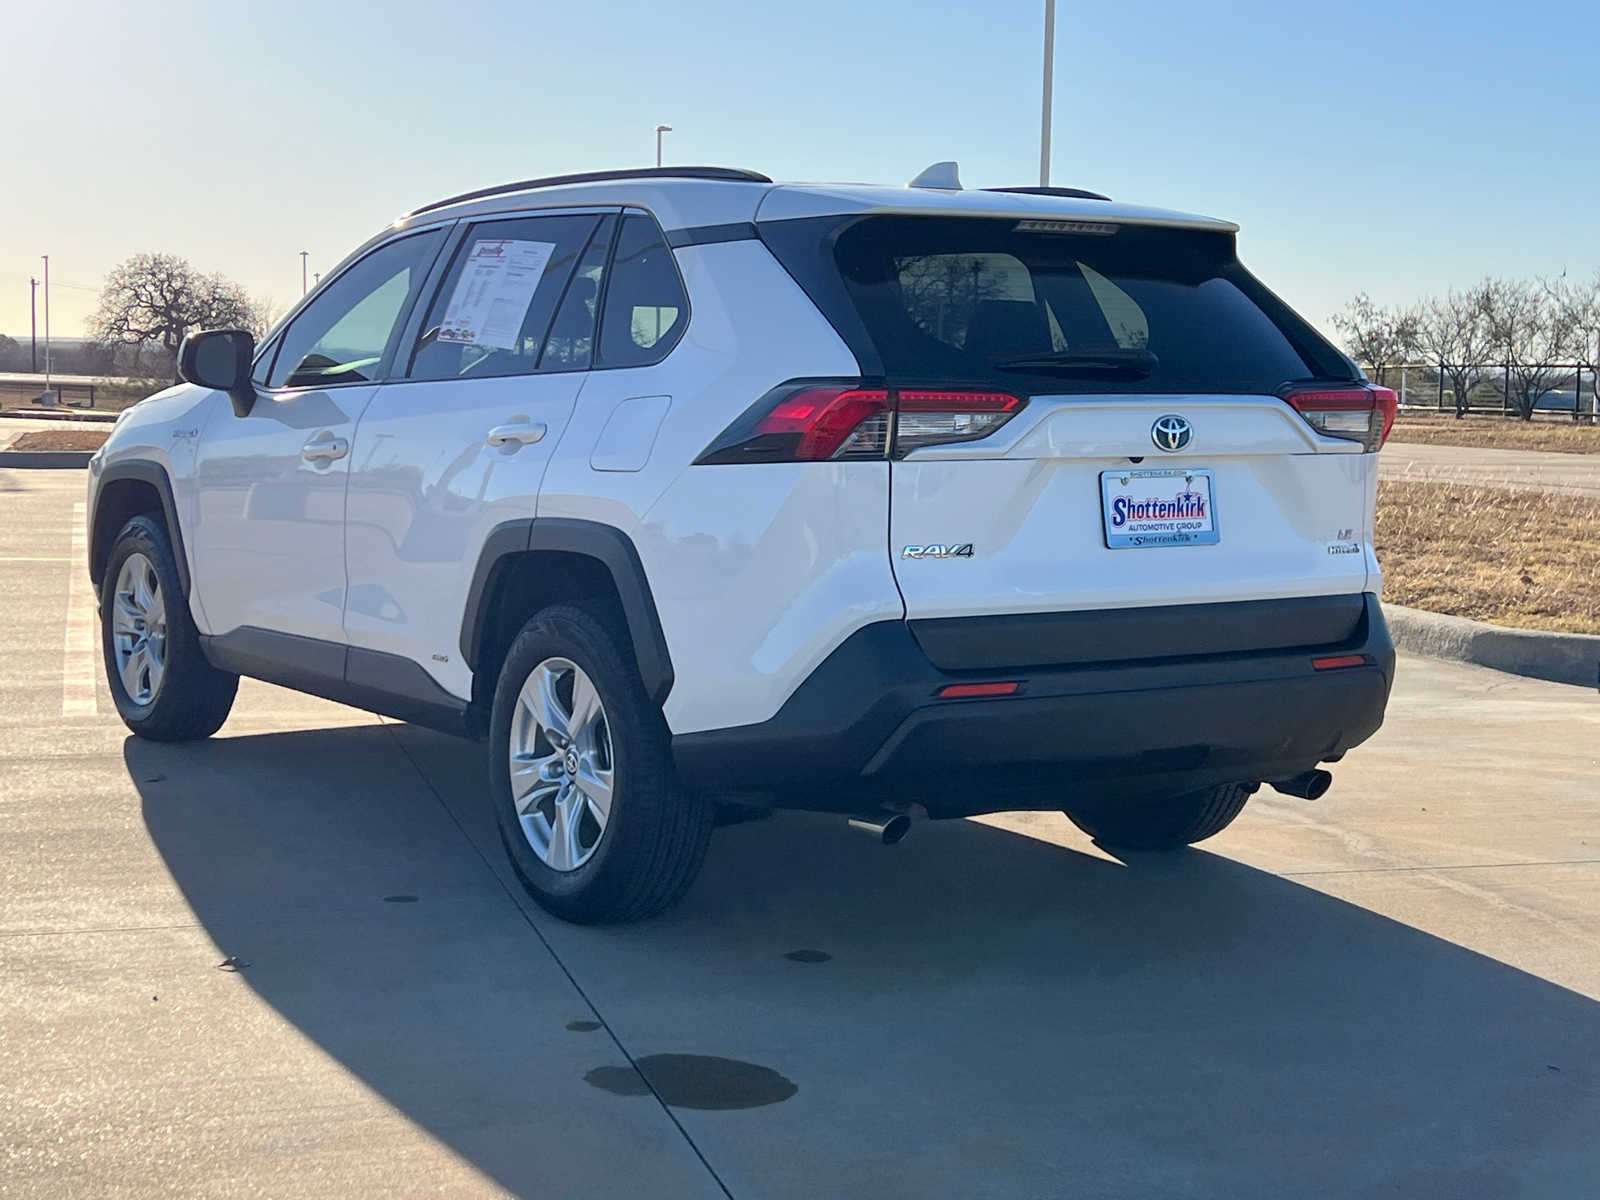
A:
[4,466,1599,1198]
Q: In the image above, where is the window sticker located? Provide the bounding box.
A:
[438,239,557,350]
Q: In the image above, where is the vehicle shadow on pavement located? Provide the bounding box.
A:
[130,726,1600,1199]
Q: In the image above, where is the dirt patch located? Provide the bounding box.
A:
[1389,412,1600,455]
[1375,481,1600,634]
[9,430,109,452]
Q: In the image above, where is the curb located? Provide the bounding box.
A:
[0,407,118,423]
[0,451,94,469]
[1384,603,1600,690]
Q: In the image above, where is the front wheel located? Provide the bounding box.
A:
[488,605,713,924]
[1065,783,1255,851]
[101,515,238,741]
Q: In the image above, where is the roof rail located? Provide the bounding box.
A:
[405,166,774,219]
[985,186,1112,202]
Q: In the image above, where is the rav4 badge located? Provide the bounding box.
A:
[902,544,974,559]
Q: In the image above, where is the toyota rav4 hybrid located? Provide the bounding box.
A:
[88,165,1397,922]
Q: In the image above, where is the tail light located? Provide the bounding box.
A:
[1281,384,1399,452]
[695,381,1026,465]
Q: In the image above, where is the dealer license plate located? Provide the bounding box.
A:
[1100,468,1220,549]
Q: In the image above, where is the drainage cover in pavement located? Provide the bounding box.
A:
[585,1054,797,1110]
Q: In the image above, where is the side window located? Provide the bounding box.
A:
[268,232,440,390]
[539,215,616,372]
[596,214,689,368]
[409,213,602,382]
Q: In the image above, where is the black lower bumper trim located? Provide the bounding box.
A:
[672,594,1394,816]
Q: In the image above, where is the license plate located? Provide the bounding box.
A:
[1100,468,1220,548]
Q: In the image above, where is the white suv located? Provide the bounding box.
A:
[88,165,1396,922]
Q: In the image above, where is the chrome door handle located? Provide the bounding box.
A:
[302,434,349,462]
[486,422,547,448]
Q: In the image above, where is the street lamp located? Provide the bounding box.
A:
[300,251,309,295]
[1040,0,1056,187]
[41,255,52,405]
[655,125,672,168]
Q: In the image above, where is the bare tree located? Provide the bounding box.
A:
[88,253,262,377]
[1413,282,1494,418]
[1482,277,1581,420]
[1331,293,1417,387]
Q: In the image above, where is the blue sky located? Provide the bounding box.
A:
[5,0,1597,344]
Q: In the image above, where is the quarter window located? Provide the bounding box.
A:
[268,232,440,389]
[597,214,689,368]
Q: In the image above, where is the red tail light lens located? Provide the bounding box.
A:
[695,381,1025,465]
[1282,385,1399,452]
[754,387,892,461]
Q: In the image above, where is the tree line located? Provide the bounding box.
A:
[1333,272,1600,420]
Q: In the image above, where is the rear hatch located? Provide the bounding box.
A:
[758,211,1389,667]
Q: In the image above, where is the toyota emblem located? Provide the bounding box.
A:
[1151,415,1192,452]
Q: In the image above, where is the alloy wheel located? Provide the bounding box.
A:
[112,552,167,705]
[509,657,615,871]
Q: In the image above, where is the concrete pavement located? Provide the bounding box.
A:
[4,466,1600,1197]
[1381,440,1600,498]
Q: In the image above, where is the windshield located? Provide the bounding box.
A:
[761,215,1354,395]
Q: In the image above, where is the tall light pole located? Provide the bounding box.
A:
[41,255,52,402]
[655,125,672,168]
[29,277,38,372]
[300,251,309,295]
[1040,0,1056,187]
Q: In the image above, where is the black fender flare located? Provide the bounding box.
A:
[460,518,675,705]
[91,460,192,597]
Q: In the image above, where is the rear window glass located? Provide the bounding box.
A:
[778,216,1346,395]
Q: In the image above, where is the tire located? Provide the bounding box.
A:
[488,604,713,924]
[101,515,238,741]
[1065,783,1256,851]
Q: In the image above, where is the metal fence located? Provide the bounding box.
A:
[1378,363,1598,422]
[0,380,100,409]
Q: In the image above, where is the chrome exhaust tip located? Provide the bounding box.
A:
[1271,769,1333,800]
[848,808,911,845]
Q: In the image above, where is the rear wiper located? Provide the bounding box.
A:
[992,347,1158,379]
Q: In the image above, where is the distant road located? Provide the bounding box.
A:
[1380,441,1600,499]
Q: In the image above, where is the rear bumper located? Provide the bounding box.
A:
[672,594,1394,816]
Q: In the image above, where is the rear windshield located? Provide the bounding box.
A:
[761,215,1354,395]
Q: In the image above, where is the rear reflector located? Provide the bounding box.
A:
[1281,385,1398,452]
[695,380,1026,464]
[1311,654,1368,671]
[937,681,1020,698]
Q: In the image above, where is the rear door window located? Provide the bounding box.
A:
[409,213,604,381]
[768,215,1350,395]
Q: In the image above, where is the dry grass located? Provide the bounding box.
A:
[8,430,110,452]
[1389,411,1600,455]
[1375,481,1600,634]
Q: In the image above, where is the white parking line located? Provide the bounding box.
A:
[62,503,100,717]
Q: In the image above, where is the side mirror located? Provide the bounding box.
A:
[178,329,256,417]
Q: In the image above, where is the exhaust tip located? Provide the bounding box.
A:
[848,809,912,845]
[1271,769,1333,800]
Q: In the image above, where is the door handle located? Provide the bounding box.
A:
[302,433,349,462]
[486,422,547,448]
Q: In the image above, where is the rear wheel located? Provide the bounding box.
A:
[488,605,713,924]
[1065,783,1255,851]
[102,515,238,741]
